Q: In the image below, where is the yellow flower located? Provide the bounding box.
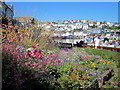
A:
[107,61,111,63]
[90,62,93,63]
[92,63,96,65]
[108,59,110,60]
[100,60,103,61]
[103,62,107,64]
[94,66,96,67]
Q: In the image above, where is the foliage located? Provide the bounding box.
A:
[89,25,97,28]
[73,28,82,32]
[105,26,120,30]
[2,24,120,89]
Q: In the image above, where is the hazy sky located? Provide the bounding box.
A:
[6,2,118,22]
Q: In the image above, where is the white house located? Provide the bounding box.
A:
[89,23,94,26]
[45,25,51,29]
[96,22,100,26]
[74,32,83,36]
[82,24,88,30]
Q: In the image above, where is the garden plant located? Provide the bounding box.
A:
[1,23,120,89]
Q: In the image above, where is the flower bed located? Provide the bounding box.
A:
[2,24,120,89]
[54,48,119,89]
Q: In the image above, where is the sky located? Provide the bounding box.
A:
[4,0,120,2]
[6,2,118,23]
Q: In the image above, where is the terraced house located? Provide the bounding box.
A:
[0,0,14,24]
[13,16,39,28]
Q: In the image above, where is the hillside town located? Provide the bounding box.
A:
[39,19,120,38]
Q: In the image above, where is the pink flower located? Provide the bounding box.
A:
[25,62,30,65]
[8,26,13,29]
[9,39,15,42]
[31,44,39,49]
[2,39,7,43]
[33,62,37,66]
[18,31,21,34]
[40,70,44,73]
[20,39,24,42]
[38,65,42,68]
[26,50,32,57]
[51,63,56,66]
[44,69,49,71]
[55,60,61,65]
[49,53,56,57]
[33,49,42,58]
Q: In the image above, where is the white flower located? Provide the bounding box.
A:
[26,48,33,51]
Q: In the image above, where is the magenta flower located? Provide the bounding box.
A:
[1,39,7,43]
[33,62,37,66]
[55,60,61,65]
[31,44,39,49]
[38,65,42,68]
[25,62,30,66]
[51,63,56,66]
[20,39,24,42]
[33,49,42,58]
[26,50,32,57]
[9,39,15,42]
[44,69,49,71]
[40,70,44,73]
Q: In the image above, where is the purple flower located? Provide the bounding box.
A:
[77,60,81,62]
[93,73,96,75]
[67,63,70,64]
[98,74,102,76]
[16,45,24,51]
[90,65,93,67]
[61,63,64,65]
[63,48,69,51]
[89,72,96,75]
[86,61,89,63]
[89,72,93,74]
[64,60,67,61]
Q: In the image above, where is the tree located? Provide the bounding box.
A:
[105,26,120,30]
[73,28,82,32]
[31,18,35,25]
[89,25,97,28]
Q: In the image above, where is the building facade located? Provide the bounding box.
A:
[13,16,39,28]
[0,1,14,24]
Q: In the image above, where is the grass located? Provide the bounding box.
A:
[76,48,120,88]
